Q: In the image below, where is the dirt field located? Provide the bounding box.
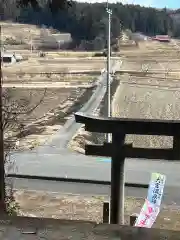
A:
[3,22,180,231]
[3,73,98,87]
[2,22,106,150]
[4,86,95,150]
[69,40,180,153]
[8,88,83,124]
[2,53,102,151]
[3,21,180,152]
[112,82,180,148]
[14,190,180,230]
[1,22,43,44]
[3,59,106,74]
[112,41,180,149]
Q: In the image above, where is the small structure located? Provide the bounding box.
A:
[1,52,23,64]
[151,35,171,42]
[15,54,23,61]
[1,53,16,64]
[33,32,72,50]
[53,33,72,49]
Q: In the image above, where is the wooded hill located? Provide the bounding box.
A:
[1,0,180,50]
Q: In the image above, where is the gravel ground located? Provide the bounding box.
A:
[14,190,180,230]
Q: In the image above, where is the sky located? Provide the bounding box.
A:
[76,0,180,10]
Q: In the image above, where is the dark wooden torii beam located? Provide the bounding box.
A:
[74,112,180,225]
[75,112,180,136]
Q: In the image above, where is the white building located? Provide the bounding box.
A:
[1,53,23,64]
[15,54,23,61]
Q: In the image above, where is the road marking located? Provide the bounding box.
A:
[97,158,111,163]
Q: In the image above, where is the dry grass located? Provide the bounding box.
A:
[47,51,99,58]
[1,21,43,44]
[111,40,180,148]
[14,190,180,230]
[4,87,89,150]
[69,40,180,152]
[7,88,80,123]
[3,73,98,86]
[68,126,93,154]
[3,61,106,74]
[112,82,180,148]
[2,21,104,150]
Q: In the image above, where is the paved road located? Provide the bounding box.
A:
[8,152,180,188]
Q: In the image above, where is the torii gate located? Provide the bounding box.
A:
[75,112,180,224]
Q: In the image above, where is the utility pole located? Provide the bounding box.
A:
[0,25,6,213]
[29,30,33,56]
[30,35,33,55]
[58,40,61,50]
[106,3,112,143]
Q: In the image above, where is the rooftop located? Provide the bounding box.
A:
[1,53,16,58]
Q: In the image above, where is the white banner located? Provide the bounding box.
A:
[134,172,166,228]
[135,199,160,228]
[147,172,166,206]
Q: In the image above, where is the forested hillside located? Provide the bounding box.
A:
[1,0,180,48]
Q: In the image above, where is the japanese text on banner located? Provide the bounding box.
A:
[147,172,166,206]
[135,199,160,228]
[134,172,166,228]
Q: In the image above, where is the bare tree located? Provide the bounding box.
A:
[2,87,47,215]
[17,0,72,12]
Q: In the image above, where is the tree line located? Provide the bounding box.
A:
[1,0,180,50]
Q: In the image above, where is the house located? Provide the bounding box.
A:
[33,32,72,50]
[1,53,23,64]
[1,53,17,63]
[52,33,72,49]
